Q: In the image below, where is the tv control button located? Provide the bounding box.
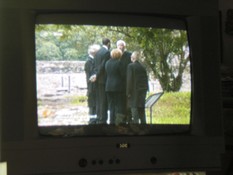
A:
[115,158,120,164]
[150,157,157,164]
[79,158,88,167]
[92,160,97,165]
[109,159,114,164]
[99,160,104,165]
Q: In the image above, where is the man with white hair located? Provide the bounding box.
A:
[84,44,100,123]
[116,40,132,123]
[126,51,149,124]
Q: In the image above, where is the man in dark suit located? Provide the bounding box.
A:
[116,40,132,123]
[84,44,100,123]
[91,38,111,124]
[126,51,149,124]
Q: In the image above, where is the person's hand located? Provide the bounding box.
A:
[89,74,96,82]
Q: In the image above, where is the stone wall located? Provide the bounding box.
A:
[36,61,87,97]
[36,61,85,74]
[36,61,191,98]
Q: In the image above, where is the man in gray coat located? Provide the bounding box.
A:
[126,51,149,124]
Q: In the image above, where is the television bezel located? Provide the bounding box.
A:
[35,12,192,137]
[1,0,224,174]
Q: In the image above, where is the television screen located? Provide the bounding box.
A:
[1,1,224,174]
[36,14,191,137]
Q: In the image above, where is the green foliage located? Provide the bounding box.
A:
[36,41,62,60]
[70,95,87,106]
[146,92,191,124]
[133,29,190,92]
[63,48,79,60]
[35,24,190,92]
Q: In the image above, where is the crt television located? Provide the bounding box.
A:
[0,0,224,175]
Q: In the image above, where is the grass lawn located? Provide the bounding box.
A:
[146,91,191,124]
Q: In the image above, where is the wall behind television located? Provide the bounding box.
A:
[219,0,233,67]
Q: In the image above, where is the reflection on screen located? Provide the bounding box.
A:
[36,24,191,129]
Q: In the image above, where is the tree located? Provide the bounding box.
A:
[35,25,190,92]
[36,25,114,61]
[130,28,190,92]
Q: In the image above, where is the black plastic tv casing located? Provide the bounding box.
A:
[0,0,224,175]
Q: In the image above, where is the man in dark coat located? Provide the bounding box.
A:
[116,40,132,123]
[126,51,149,124]
[84,44,100,123]
[91,38,111,124]
[105,48,124,124]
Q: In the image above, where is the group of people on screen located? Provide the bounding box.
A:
[84,38,149,125]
